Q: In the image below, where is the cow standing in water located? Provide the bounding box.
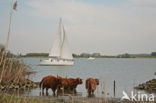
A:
[67,78,83,93]
[39,75,59,96]
[85,78,99,96]
[57,76,83,94]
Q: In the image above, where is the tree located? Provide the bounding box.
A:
[92,53,101,57]
[151,52,156,56]
[119,53,131,58]
[80,53,91,57]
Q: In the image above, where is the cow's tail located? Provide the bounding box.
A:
[39,79,43,90]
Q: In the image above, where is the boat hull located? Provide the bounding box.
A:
[40,59,74,66]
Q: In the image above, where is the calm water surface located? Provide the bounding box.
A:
[21,58,156,98]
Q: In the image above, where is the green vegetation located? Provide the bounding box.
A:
[116,53,135,58]
[23,52,110,58]
[23,53,49,57]
[151,52,156,56]
[73,53,116,58]
[73,53,103,58]
[23,52,156,58]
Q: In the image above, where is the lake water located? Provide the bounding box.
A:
[20,58,156,98]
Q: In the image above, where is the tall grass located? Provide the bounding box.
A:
[0,53,28,88]
[0,52,41,103]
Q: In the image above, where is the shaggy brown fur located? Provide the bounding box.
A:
[57,76,83,93]
[85,78,99,96]
[39,75,59,95]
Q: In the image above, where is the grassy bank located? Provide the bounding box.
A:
[0,56,37,90]
[0,51,40,102]
[1,94,156,103]
[0,94,45,103]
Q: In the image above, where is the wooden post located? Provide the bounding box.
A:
[113,80,116,97]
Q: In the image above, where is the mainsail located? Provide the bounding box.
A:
[49,19,73,60]
[60,25,73,59]
[49,19,62,57]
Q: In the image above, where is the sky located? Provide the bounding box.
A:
[0,0,156,55]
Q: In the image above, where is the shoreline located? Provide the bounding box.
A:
[135,79,156,93]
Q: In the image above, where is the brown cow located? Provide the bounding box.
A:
[39,75,59,95]
[57,76,69,89]
[57,76,83,93]
[68,78,83,91]
[85,78,99,96]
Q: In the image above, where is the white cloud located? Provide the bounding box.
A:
[9,0,156,54]
[28,0,121,23]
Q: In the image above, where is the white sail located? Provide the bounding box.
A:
[60,25,73,59]
[49,19,62,57]
[40,18,74,66]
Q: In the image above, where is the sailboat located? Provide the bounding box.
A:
[40,19,74,66]
[88,57,95,60]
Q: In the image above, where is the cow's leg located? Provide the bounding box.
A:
[88,89,91,97]
[72,88,77,94]
[74,89,77,94]
[62,86,64,96]
[46,88,49,96]
[68,87,72,93]
[57,87,61,96]
[92,90,94,94]
[52,88,56,96]
[40,87,43,96]
[70,88,74,94]
[42,87,45,95]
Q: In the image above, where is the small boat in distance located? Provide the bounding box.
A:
[40,18,74,66]
[88,57,95,60]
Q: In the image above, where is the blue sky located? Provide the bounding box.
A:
[0,0,156,55]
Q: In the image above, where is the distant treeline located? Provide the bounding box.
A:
[23,52,156,58]
[23,53,49,57]
[23,52,114,58]
[1,43,156,58]
[151,52,156,56]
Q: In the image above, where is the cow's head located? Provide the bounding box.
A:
[76,78,83,84]
[95,78,99,85]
